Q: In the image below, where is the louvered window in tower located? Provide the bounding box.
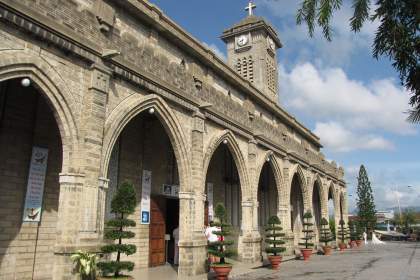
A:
[266,56,276,92]
[236,56,254,83]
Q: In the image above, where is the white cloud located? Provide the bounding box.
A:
[314,122,394,152]
[279,62,416,152]
[203,42,226,61]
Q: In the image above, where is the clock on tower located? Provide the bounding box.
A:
[221,1,282,102]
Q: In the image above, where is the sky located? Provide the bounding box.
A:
[149,0,420,212]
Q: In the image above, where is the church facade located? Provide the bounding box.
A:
[0,0,348,279]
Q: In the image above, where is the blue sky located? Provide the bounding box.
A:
[150,0,420,212]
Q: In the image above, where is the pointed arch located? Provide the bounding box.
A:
[254,150,284,199]
[328,181,340,221]
[0,50,79,171]
[288,164,308,209]
[202,130,250,199]
[101,94,191,192]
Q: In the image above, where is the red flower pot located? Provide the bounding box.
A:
[211,264,232,280]
[301,248,313,261]
[339,243,346,251]
[323,245,332,256]
[268,255,282,270]
[356,240,362,247]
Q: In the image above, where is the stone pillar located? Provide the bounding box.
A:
[179,110,207,276]
[178,191,207,277]
[79,63,111,240]
[238,200,260,263]
[237,139,261,263]
[279,166,294,254]
[53,173,85,280]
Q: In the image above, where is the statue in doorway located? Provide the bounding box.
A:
[173,226,179,265]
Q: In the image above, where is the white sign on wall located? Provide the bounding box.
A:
[141,170,152,224]
[207,182,214,221]
[162,184,179,198]
[22,147,49,222]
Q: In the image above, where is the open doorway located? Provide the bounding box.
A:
[165,198,179,265]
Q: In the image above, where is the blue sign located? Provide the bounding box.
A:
[141,211,150,224]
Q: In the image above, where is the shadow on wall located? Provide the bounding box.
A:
[0,79,62,279]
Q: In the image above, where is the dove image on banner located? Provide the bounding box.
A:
[23,147,49,222]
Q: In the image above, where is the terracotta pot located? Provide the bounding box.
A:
[339,243,346,251]
[356,240,362,247]
[268,255,282,270]
[350,241,357,248]
[323,245,332,256]
[211,264,233,280]
[301,248,313,261]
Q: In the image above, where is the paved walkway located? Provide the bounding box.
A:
[131,242,420,280]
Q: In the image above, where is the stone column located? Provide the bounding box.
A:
[53,173,85,280]
[179,110,207,276]
[79,63,111,241]
[280,165,294,254]
[237,139,261,263]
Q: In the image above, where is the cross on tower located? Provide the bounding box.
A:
[245,1,256,16]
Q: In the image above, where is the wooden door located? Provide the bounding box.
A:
[204,201,209,226]
[149,197,166,267]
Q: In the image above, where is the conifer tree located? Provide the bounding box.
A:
[356,165,377,231]
[97,182,137,278]
[299,211,314,249]
[319,218,333,247]
[208,203,235,265]
[265,216,286,256]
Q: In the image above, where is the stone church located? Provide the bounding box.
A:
[0,0,348,279]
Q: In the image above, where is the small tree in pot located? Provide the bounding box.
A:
[319,218,333,255]
[208,203,236,280]
[337,219,348,251]
[265,216,286,269]
[97,182,137,279]
[348,221,358,248]
[299,211,314,261]
[355,221,363,247]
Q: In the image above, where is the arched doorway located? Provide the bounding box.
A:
[312,180,322,243]
[290,172,305,246]
[105,109,181,268]
[257,161,278,230]
[0,78,62,279]
[205,142,242,254]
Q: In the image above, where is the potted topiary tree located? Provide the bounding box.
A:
[299,211,314,261]
[355,221,363,247]
[208,203,236,280]
[97,181,137,279]
[265,215,286,269]
[319,217,333,256]
[348,221,357,248]
[337,219,347,251]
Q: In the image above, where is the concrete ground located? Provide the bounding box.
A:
[131,242,420,280]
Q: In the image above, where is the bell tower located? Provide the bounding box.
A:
[221,1,282,102]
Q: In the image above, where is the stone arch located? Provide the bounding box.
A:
[0,50,79,171]
[287,164,309,210]
[327,181,340,221]
[101,94,191,192]
[313,174,327,213]
[254,150,284,199]
[202,130,250,199]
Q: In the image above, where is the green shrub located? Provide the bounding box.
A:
[70,250,97,280]
[337,219,349,244]
[207,203,236,265]
[265,216,286,256]
[97,181,137,278]
[319,217,333,247]
[299,211,314,249]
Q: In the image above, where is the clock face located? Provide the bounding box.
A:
[267,37,275,51]
[237,35,248,47]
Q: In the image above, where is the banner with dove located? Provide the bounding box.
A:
[22,147,48,222]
